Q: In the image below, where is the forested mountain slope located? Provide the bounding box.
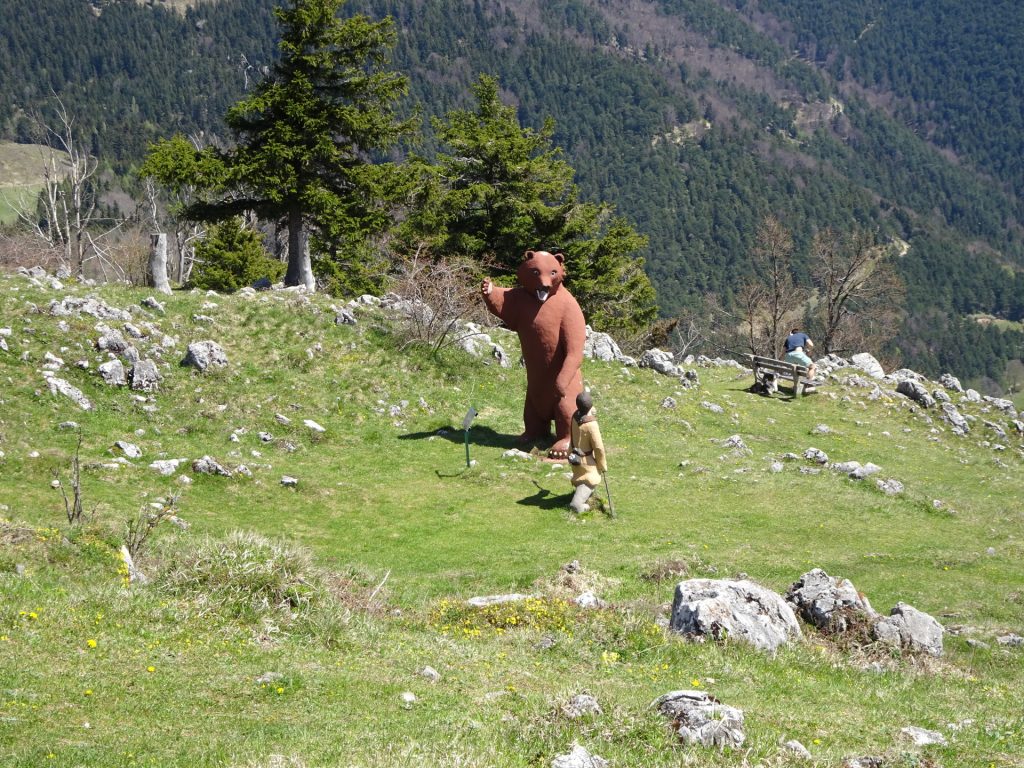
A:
[1,0,1022,386]
[754,0,1024,187]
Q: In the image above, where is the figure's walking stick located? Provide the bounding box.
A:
[602,472,615,518]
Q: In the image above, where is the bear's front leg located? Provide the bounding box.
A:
[547,393,575,459]
[481,278,510,323]
[521,393,553,445]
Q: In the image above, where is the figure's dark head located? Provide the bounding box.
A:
[576,391,593,413]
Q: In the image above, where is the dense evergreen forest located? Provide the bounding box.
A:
[752,0,1024,188]
[1,0,1022,385]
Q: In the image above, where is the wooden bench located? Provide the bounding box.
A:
[747,354,814,398]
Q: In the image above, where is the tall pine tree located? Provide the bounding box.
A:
[401,75,656,335]
[143,0,414,289]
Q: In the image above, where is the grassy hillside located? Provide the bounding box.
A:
[0,141,60,226]
[0,186,38,227]
[4,1,1024,380]
[1,273,1022,767]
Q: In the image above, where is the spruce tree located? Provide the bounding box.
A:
[405,75,577,273]
[189,217,284,293]
[143,0,414,289]
[402,74,657,335]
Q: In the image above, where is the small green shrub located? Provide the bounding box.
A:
[315,239,389,298]
[189,217,285,292]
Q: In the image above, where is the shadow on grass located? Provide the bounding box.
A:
[399,425,530,450]
[516,480,572,511]
[729,383,821,402]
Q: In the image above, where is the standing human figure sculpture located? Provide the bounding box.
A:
[783,327,817,383]
[568,391,607,513]
[481,250,586,459]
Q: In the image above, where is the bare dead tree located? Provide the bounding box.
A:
[665,293,751,361]
[83,223,131,282]
[810,228,906,355]
[750,216,807,356]
[0,229,63,272]
[174,223,205,285]
[138,132,211,285]
[239,54,256,90]
[2,98,129,279]
[124,493,181,561]
[388,248,490,355]
[148,233,172,294]
[736,281,769,356]
[142,177,161,230]
[669,310,703,359]
[52,432,95,525]
[11,99,120,276]
[138,178,171,292]
[166,135,210,284]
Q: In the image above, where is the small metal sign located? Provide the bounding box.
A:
[462,407,478,467]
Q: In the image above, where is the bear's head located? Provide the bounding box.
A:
[516,250,566,303]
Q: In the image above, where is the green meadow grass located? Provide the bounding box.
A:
[0,141,60,225]
[1,275,1022,767]
[0,185,39,227]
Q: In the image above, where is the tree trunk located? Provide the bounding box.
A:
[299,234,315,291]
[148,233,173,295]
[285,207,315,291]
[176,231,187,284]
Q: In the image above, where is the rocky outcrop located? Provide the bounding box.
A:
[550,744,607,768]
[850,353,885,379]
[457,323,510,368]
[896,379,935,408]
[49,295,131,321]
[192,455,232,477]
[181,341,228,372]
[129,359,161,392]
[45,375,93,411]
[669,578,802,652]
[638,348,682,376]
[941,402,970,434]
[872,602,944,656]
[786,569,876,631]
[938,373,963,392]
[653,690,745,749]
[98,359,126,386]
[584,326,632,365]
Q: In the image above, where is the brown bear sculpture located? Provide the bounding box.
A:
[481,250,586,459]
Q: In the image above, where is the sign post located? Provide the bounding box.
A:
[462,406,478,468]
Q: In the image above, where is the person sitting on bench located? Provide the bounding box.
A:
[783,327,817,383]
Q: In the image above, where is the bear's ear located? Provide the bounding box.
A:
[524,249,536,260]
[554,252,565,264]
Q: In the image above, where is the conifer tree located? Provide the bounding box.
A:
[189,217,284,293]
[401,74,657,335]
[142,0,414,290]
[402,75,576,273]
